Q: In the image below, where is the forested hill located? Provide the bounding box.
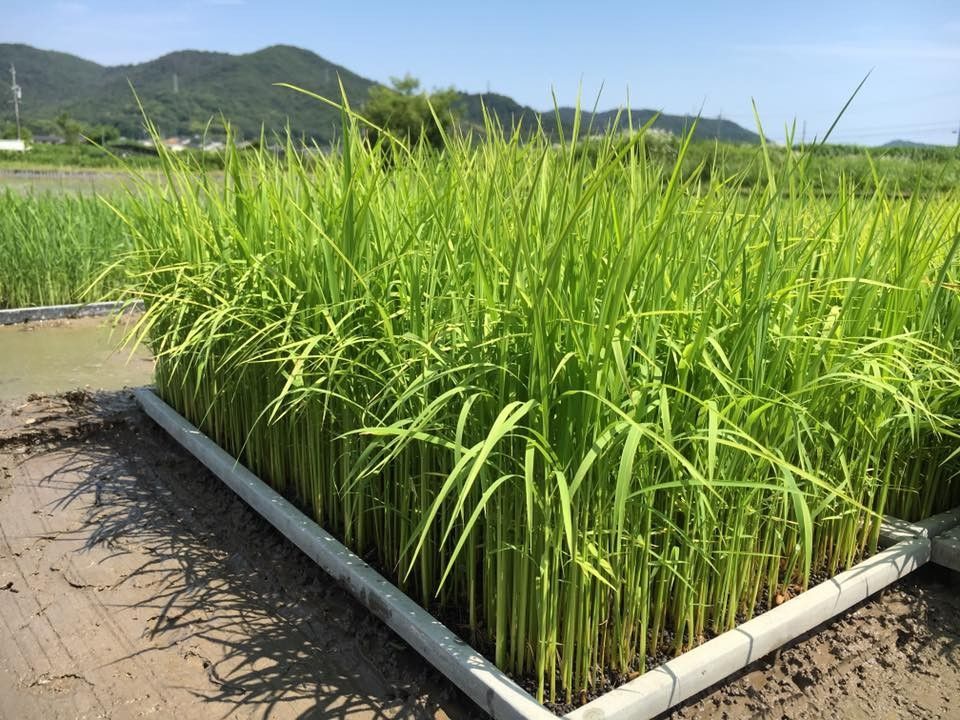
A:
[0,43,761,144]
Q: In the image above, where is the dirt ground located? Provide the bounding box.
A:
[0,391,958,720]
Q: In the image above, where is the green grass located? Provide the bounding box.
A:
[0,190,129,307]
[118,108,960,706]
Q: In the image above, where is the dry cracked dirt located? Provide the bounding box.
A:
[0,390,958,720]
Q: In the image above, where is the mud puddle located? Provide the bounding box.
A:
[0,315,153,401]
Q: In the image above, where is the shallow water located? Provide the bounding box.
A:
[0,316,153,402]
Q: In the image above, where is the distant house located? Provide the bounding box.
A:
[163,138,188,152]
[0,139,27,152]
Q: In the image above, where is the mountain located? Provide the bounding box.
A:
[542,107,760,144]
[455,95,760,143]
[0,43,761,144]
[880,139,938,149]
[1,43,375,141]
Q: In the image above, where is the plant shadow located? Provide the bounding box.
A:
[36,390,480,720]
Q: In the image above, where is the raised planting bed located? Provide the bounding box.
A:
[135,387,959,720]
[134,387,554,720]
[120,114,960,715]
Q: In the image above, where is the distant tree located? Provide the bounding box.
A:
[30,119,60,137]
[362,74,459,149]
[0,122,32,143]
[55,112,82,145]
[83,124,120,145]
[389,74,421,96]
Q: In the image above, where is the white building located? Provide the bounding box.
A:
[0,139,26,152]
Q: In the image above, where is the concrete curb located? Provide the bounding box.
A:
[880,506,960,547]
[878,515,925,547]
[932,525,960,572]
[134,387,958,720]
[915,506,960,538]
[133,388,555,720]
[0,300,144,325]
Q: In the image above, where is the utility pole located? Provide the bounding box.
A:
[955,119,959,148]
[173,72,179,94]
[10,64,22,141]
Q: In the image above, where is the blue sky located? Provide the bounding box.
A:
[2,0,958,145]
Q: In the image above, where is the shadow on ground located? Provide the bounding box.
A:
[27,390,478,720]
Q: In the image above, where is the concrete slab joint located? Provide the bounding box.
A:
[881,507,960,574]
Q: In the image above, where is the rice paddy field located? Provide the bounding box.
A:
[3,114,959,708]
[0,190,128,308]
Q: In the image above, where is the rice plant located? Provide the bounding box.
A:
[117,107,960,706]
[0,190,128,308]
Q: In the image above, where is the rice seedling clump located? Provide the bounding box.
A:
[119,111,960,705]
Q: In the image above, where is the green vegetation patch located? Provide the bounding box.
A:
[0,191,128,307]
[119,110,960,707]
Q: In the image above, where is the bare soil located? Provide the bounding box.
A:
[0,391,477,720]
[0,390,957,720]
[664,567,960,720]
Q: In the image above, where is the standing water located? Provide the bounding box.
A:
[0,316,153,402]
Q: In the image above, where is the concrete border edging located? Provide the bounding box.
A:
[878,515,927,546]
[915,506,960,538]
[880,506,960,550]
[0,300,144,325]
[134,387,957,720]
[133,388,555,720]
[0,300,143,325]
[932,526,960,572]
